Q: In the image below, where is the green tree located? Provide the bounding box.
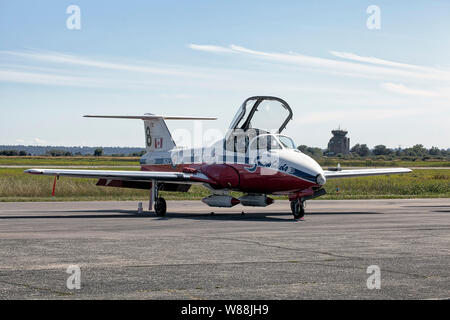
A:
[429,146,441,156]
[46,149,68,157]
[297,145,308,153]
[94,148,103,157]
[412,144,427,156]
[297,145,323,158]
[0,150,19,156]
[373,145,392,156]
[350,144,370,157]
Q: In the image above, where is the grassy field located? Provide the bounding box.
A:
[0,156,140,166]
[322,169,449,199]
[318,158,450,168]
[1,156,449,168]
[0,167,448,202]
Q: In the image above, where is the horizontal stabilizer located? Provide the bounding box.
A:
[83,115,217,120]
[324,167,412,179]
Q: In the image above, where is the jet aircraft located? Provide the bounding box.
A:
[25,96,411,219]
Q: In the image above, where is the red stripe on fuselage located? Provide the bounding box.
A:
[141,163,315,194]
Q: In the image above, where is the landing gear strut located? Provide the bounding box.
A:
[150,180,167,217]
[290,199,305,220]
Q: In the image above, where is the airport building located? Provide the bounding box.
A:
[327,127,350,155]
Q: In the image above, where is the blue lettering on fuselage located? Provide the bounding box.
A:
[244,161,288,173]
[244,161,316,183]
[245,163,258,173]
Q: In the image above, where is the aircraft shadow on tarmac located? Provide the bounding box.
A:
[159,211,381,222]
[0,209,381,222]
[403,205,450,213]
[403,205,450,208]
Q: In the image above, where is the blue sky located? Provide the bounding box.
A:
[1,0,449,148]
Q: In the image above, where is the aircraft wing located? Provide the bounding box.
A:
[24,168,213,184]
[323,168,412,179]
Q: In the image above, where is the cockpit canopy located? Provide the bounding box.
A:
[225,96,295,153]
[248,134,297,151]
[229,96,293,134]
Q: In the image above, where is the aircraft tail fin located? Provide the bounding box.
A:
[143,116,176,152]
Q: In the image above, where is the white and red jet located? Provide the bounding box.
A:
[25,96,411,219]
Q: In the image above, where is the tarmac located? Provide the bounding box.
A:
[0,199,448,299]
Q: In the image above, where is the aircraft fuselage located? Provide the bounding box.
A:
[139,139,326,195]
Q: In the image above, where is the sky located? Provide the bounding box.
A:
[0,0,449,149]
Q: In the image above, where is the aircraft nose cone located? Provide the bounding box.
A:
[294,152,325,186]
[316,173,326,186]
[281,150,326,186]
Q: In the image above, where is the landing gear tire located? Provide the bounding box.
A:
[291,199,305,219]
[154,197,167,217]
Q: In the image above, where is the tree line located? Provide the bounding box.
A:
[298,144,449,160]
[1,144,449,160]
[0,148,146,157]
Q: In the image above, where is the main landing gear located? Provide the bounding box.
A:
[290,199,305,220]
[154,197,167,217]
[150,180,167,217]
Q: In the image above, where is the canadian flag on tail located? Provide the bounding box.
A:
[154,138,163,149]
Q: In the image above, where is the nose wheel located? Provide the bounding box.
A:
[290,199,305,219]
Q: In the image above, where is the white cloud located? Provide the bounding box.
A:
[189,44,450,82]
[2,47,449,104]
[0,50,208,78]
[0,69,107,87]
[329,51,446,75]
[0,50,373,95]
[381,82,444,97]
[188,44,234,54]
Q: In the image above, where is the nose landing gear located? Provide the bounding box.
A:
[290,199,305,220]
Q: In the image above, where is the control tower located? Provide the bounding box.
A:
[327,127,350,155]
